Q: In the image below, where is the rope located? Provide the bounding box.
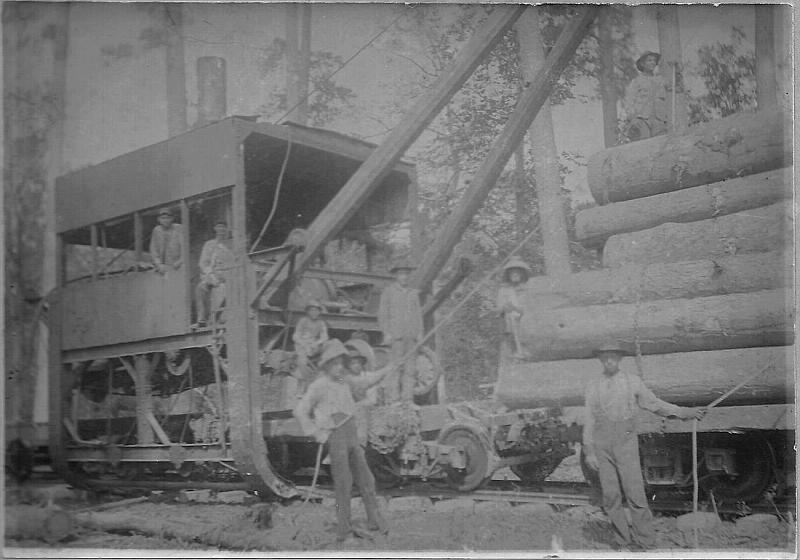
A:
[397,226,543,369]
[689,361,775,548]
[250,128,293,253]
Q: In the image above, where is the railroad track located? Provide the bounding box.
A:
[296,480,795,517]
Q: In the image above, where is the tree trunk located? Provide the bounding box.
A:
[587,109,790,204]
[164,4,187,137]
[754,5,777,110]
[655,5,686,132]
[296,3,312,125]
[602,202,791,268]
[522,249,791,309]
[576,167,791,247]
[284,3,300,121]
[496,346,793,409]
[517,289,792,361]
[597,7,617,148]
[515,8,571,276]
[3,2,70,444]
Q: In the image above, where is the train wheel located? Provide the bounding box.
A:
[439,425,491,492]
[413,347,441,398]
[700,438,773,502]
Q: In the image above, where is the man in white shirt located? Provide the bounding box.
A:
[194,221,235,327]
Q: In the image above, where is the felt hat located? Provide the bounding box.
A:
[389,257,417,273]
[594,342,631,357]
[318,339,349,368]
[158,207,174,217]
[636,51,661,72]
[344,338,375,368]
[502,256,531,281]
[305,299,323,312]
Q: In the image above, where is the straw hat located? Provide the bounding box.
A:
[344,338,376,368]
[318,339,349,368]
[502,256,531,282]
[636,51,661,72]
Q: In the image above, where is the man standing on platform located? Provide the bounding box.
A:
[377,258,424,403]
[583,342,705,551]
[149,207,183,274]
[194,220,235,327]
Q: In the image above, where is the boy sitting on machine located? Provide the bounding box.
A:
[292,299,329,396]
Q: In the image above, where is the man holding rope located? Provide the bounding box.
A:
[293,339,394,544]
[583,342,706,551]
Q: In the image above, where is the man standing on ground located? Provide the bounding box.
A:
[583,342,705,551]
[377,258,424,403]
[149,207,183,274]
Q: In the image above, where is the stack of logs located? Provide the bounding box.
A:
[496,108,793,409]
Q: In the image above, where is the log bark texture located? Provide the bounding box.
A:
[517,289,792,361]
[521,250,791,310]
[602,202,791,269]
[587,109,790,204]
[576,167,790,247]
[495,346,794,409]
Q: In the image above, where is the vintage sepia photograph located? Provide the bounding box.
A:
[3,2,795,557]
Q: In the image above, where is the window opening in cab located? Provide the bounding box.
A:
[62,226,94,283]
[95,215,137,279]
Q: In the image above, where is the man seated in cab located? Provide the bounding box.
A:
[293,339,395,544]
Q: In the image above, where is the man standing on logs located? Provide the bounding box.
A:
[624,51,684,141]
[583,342,705,551]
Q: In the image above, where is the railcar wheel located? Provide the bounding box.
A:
[699,438,773,502]
[413,347,441,398]
[439,425,491,492]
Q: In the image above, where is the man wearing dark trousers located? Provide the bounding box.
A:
[583,342,705,551]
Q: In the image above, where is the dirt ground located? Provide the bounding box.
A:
[5,482,796,556]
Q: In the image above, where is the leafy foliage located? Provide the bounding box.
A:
[255,38,356,127]
[688,27,757,123]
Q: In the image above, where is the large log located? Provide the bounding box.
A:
[521,250,791,310]
[587,109,790,204]
[517,289,792,361]
[576,168,791,247]
[602,202,791,269]
[495,346,794,410]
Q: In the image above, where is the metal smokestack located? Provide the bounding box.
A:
[196,56,227,126]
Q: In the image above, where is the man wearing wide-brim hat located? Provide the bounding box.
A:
[583,341,705,551]
[496,256,531,358]
[294,339,394,543]
[378,257,424,403]
[624,50,681,141]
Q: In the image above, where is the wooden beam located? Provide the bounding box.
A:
[292,6,527,278]
[597,6,617,148]
[414,7,598,293]
[422,256,472,319]
[755,5,777,110]
[655,5,686,132]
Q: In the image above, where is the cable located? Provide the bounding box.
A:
[397,226,542,368]
[275,10,407,125]
[249,128,293,253]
